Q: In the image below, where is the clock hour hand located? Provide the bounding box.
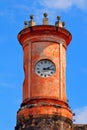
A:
[43,68,48,70]
[43,67,54,71]
[47,65,54,70]
[47,68,55,70]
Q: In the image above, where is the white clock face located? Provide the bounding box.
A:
[35,59,56,77]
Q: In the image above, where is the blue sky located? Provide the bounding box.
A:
[0,0,87,129]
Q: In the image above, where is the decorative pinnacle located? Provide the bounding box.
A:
[43,12,48,25]
[24,21,27,25]
[30,15,34,20]
[73,113,75,116]
[43,12,48,18]
[62,22,65,27]
[26,14,36,27]
[57,16,61,21]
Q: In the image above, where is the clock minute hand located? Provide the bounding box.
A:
[47,67,54,70]
[47,65,54,69]
[48,65,54,69]
[48,68,54,70]
[43,67,54,71]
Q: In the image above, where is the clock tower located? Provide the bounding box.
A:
[15,13,73,130]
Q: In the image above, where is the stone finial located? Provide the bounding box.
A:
[43,12,48,25]
[30,15,34,20]
[73,113,75,116]
[24,15,36,28]
[62,22,65,27]
[29,15,36,27]
[57,16,61,21]
[55,16,65,28]
[43,12,48,18]
[24,21,29,28]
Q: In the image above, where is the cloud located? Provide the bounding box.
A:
[40,0,87,10]
[0,9,16,23]
[73,0,87,9]
[0,82,16,88]
[74,106,87,124]
[14,4,30,12]
[41,0,72,9]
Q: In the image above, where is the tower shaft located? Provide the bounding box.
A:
[15,16,72,130]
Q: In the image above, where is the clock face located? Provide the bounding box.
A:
[35,59,56,77]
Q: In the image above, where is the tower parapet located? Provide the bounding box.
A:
[15,13,72,130]
[24,13,65,28]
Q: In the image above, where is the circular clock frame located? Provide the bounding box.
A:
[35,59,56,77]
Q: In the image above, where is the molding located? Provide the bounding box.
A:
[21,35,67,49]
[15,115,72,130]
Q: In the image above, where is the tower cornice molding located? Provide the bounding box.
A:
[18,25,72,48]
[20,35,66,49]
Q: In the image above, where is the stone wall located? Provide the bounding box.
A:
[73,124,87,130]
[15,115,72,130]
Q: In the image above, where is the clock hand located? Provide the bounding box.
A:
[48,68,55,70]
[48,65,54,69]
[47,66,54,69]
[43,67,54,71]
[43,68,48,70]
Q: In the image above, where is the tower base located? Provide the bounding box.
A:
[15,115,72,130]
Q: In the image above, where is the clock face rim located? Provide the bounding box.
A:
[35,59,56,78]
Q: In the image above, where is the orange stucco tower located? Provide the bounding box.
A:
[15,13,73,130]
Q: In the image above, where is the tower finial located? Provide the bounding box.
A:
[30,15,34,20]
[57,16,61,21]
[29,14,36,27]
[43,12,48,25]
[24,21,29,28]
[43,12,48,18]
[55,16,65,28]
[24,15,36,28]
[62,22,65,27]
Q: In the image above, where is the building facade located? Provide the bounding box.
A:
[15,14,87,130]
